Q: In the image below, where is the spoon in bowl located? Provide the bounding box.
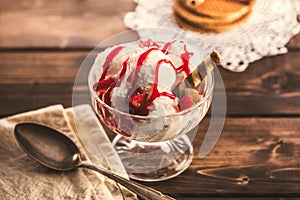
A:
[14,122,175,200]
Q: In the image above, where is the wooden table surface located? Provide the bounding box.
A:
[1,0,300,199]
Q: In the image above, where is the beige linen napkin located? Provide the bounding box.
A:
[0,104,137,200]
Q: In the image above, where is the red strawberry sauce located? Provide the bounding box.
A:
[94,40,195,116]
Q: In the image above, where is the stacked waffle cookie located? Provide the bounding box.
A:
[173,0,256,33]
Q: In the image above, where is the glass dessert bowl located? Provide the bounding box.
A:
[88,38,215,182]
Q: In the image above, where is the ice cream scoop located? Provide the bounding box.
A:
[90,39,220,141]
[93,40,198,116]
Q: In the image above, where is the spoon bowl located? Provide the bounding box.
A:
[14,122,175,200]
[15,123,81,171]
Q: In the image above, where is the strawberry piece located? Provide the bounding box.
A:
[129,90,148,116]
[130,93,147,108]
[179,96,195,111]
[93,77,115,96]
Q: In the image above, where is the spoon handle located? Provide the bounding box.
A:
[78,161,175,200]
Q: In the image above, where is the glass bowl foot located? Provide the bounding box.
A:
[112,134,193,182]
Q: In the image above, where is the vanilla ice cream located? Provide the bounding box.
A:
[90,39,213,142]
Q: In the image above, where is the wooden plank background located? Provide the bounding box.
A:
[0,0,136,48]
[0,0,299,198]
[145,118,300,197]
[1,0,299,116]
[1,50,300,117]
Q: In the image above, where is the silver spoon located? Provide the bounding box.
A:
[14,122,175,200]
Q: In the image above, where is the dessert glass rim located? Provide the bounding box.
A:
[88,66,215,119]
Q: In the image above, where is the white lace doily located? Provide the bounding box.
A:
[124,0,300,72]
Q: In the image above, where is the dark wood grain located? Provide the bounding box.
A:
[219,52,300,116]
[0,51,87,84]
[1,50,300,117]
[0,0,136,48]
[143,117,300,197]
